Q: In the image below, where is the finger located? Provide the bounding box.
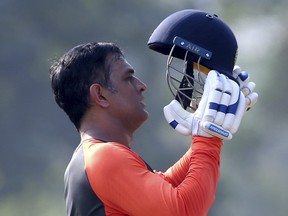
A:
[194,74,210,119]
[232,65,242,79]
[241,81,256,96]
[230,92,246,133]
[238,71,250,85]
[232,65,250,87]
[214,75,232,125]
[246,92,258,109]
[222,78,240,130]
[163,100,192,135]
[203,71,223,122]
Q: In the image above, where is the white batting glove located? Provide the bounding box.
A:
[232,65,258,111]
[163,99,211,137]
[164,70,246,140]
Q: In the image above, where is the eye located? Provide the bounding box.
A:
[126,72,136,80]
[124,69,136,82]
[126,75,133,81]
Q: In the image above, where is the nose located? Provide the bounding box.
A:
[136,77,147,92]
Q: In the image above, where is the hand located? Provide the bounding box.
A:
[232,65,258,111]
[163,99,211,137]
[163,70,246,140]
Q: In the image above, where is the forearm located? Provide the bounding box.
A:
[163,136,222,185]
[163,147,191,186]
[158,136,222,215]
[180,136,222,215]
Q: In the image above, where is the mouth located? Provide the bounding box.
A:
[140,97,146,107]
[140,101,146,107]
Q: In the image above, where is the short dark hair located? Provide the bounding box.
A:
[49,42,124,130]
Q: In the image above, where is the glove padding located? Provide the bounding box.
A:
[232,65,258,111]
[163,70,246,140]
[164,99,211,137]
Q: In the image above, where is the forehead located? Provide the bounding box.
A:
[108,55,134,75]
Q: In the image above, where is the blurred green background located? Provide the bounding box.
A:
[1,0,287,215]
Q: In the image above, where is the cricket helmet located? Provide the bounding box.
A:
[147,9,238,110]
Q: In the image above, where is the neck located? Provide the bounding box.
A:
[80,128,133,147]
[79,108,136,147]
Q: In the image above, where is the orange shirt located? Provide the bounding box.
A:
[83,136,222,216]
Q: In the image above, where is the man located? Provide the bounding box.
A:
[49,10,257,216]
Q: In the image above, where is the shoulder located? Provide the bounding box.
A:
[82,140,149,197]
[83,140,133,159]
[83,140,146,173]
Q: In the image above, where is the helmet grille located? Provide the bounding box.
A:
[166,45,207,112]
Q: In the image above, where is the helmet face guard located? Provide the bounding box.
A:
[166,37,209,111]
[148,9,238,111]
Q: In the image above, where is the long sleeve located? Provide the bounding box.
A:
[163,136,221,188]
[160,148,192,187]
[84,137,222,216]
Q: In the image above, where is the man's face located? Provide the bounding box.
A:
[105,56,149,131]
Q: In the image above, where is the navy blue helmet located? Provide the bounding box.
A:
[147,9,239,110]
[148,9,238,81]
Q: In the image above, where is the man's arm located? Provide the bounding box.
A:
[162,136,221,188]
[157,147,191,187]
[85,139,221,216]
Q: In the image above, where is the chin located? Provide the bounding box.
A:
[137,111,149,127]
[143,110,149,120]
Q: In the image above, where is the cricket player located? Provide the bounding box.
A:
[49,9,258,216]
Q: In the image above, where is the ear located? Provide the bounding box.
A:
[89,84,110,108]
